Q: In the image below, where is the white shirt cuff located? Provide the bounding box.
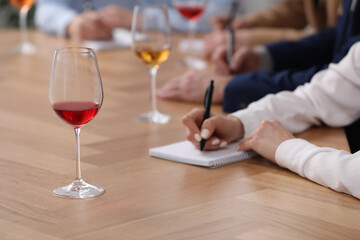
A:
[275,138,318,177]
[231,110,260,138]
[57,11,78,37]
[254,45,274,72]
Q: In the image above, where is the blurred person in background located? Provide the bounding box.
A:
[35,0,283,41]
[34,0,245,40]
[203,0,341,59]
[157,0,360,114]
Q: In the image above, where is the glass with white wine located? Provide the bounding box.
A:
[131,4,171,124]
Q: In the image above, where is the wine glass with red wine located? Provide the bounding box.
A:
[49,47,104,199]
[10,0,36,54]
[172,0,207,54]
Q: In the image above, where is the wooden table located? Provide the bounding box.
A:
[0,30,359,240]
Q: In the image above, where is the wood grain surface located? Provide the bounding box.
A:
[0,30,358,240]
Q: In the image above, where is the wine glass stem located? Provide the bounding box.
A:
[19,9,29,45]
[188,20,197,51]
[74,127,82,181]
[149,66,159,113]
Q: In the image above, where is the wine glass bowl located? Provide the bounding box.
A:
[174,1,205,22]
[172,0,206,53]
[49,47,104,199]
[10,0,34,11]
[134,42,170,68]
[10,0,37,54]
[131,5,172,124]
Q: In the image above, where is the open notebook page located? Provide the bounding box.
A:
[149,140,257,168]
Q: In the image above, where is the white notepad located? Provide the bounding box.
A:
[149,140,257,168]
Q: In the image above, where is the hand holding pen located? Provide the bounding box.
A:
[208,1,241,75]
[181,80,244,151]
[182,104,244,152]
[200,80,214,151]
[226,1,239,70]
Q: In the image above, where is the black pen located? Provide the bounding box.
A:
[200,80,214,151]
[226,1,239,69]
[226,25,235,68]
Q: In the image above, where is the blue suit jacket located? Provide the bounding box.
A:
[223,0,360,112]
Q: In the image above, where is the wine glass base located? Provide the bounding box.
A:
[176,39,207,70]
[175,56,207,70]
[183,56,207,70]
[13,42,36,54]
[134,110,171,124]
[53,179,105,199]
[178,39,204,54]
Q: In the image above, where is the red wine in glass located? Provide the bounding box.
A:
[53,101,100,127]
[50,47,104,199]
[173,0,207,58]
[176,5,205,21]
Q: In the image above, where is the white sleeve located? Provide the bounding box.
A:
[276,139,360,199]
[232,41,360,138]
[35,0,79,37]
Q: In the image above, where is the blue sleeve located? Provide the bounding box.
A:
[222,66,325,113]
[35,0,82,37]
[266,27,337,71]
[332,35,360,63]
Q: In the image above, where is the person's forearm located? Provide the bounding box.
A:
[248,27,311,47]
[276,138,360,199]
[232,41,360,137]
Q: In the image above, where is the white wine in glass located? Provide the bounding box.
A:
[49,47,104,199]
[131,4,171,124]
[10,0,36,54]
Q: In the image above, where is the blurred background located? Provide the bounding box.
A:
[0,0,35,28]
[0,0,282,29]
